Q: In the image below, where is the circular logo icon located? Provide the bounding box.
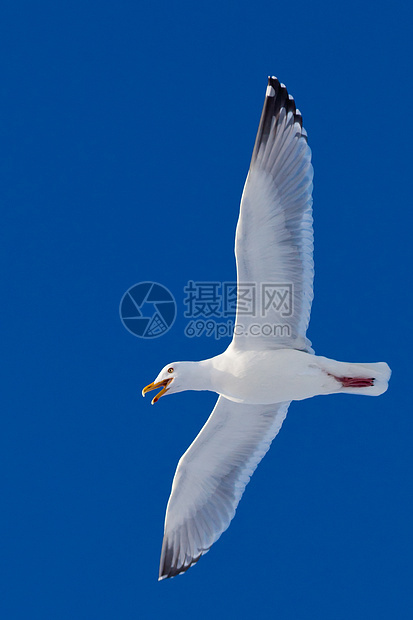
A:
[119,282,176,338]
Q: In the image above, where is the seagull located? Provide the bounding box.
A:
[142,77,391,580]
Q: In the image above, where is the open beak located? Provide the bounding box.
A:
[142,378,173,405]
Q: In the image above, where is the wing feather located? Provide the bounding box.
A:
[159,397,289,579]
[158,78,312,580]
[233,77,314,352]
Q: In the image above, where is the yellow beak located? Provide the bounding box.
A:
[142,378,172,404]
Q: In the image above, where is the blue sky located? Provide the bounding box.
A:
[2,0,412,618]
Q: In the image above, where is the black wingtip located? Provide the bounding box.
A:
[158,533,208,580]
[159,550,203,581]
[251,76,307,164]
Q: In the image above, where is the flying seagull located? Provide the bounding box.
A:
[142,77,391,580]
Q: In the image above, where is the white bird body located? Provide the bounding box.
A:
[198,348,390,405]
[142,77,391,580]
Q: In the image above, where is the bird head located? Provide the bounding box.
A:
[142,363,182,404]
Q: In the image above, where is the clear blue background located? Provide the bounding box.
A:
[2,1,412,618]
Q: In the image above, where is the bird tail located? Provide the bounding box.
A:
[329,361,391,396]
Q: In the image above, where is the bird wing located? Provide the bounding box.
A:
[233,76,314,353]
[159,396,290,579]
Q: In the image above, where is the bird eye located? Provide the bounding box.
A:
[168,367,174,373]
